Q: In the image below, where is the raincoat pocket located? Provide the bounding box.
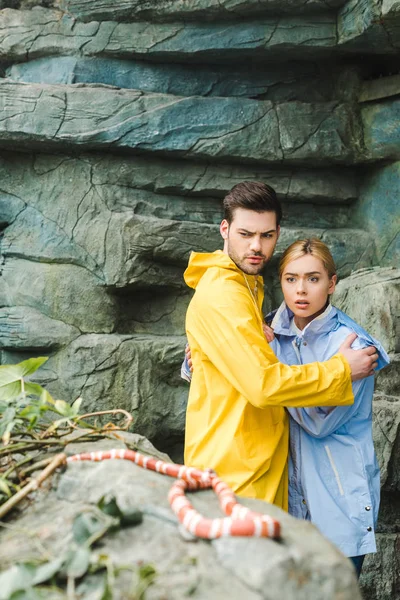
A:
[324,444,345,496]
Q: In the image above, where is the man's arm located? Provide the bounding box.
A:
[187,284,377,409]
[287,379,366,437]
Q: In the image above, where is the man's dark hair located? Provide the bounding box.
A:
[223,181,282,226]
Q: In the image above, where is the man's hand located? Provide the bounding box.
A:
[339,333,379,381]
[185,343,193,372]
[262,323,275,343]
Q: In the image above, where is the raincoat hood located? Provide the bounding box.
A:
[269,301,390,371]
[184,250,262,291]
[184,250,232,289]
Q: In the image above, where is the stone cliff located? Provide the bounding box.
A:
[0,0,399,597]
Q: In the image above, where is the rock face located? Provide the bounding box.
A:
[0,437,361,600]
[335,268,400,600]
[0,0,399,597]
[335,267,400,354]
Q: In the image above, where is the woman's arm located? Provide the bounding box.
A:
[181,344,192,383]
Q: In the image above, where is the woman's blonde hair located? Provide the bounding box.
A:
[279,238,337,279]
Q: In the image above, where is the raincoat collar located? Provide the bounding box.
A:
[271,301,336,338]
[270,301,390,371]
[184,250,262,291]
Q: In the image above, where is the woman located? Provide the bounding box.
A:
[263,238,389,577]
[182,238,389,577]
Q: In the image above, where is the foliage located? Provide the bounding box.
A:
[0,357,132,506]
[0,357,84,451]
[0,495,154,599]
[0,358,153,599]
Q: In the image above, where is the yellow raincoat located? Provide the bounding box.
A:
[184,250,354,510]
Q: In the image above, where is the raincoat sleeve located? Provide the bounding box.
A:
[188,282,354,409]
[287,333,390,437]
[287,380,365,437]
[181,351,191,383]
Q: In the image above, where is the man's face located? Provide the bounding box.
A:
[220,208,280,275]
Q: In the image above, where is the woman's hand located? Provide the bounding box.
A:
[185,343,193,372]
[262,323,275,343]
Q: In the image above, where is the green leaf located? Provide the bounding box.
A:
[54,400,75,418]
[73,513,106,546]
[0,358,48,403]
[0,477,12,498]
[0,559,64,600]
[17,358,49,379]
[0,406,21,445]
[0,358,48,387]
[0,564,35,600]
[138,564,156,582]
[64,546,91,579]
[120,509,143,528]
[24,383,47,398]
[0,381,23,403]
[76,574,110,600]
[97,495,142,528]
[40,389,55,406]
[71,397,82,415]
[32,557,65,585]
[97,495,123,519]
[19,403,42,425]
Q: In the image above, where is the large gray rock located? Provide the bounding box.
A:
[0,81,361,165]
[334,267,400,354]
[0,437,361,600]
[0,306,80,350]
[0,9,338,63]
[0,3,397,599]
[360,533,400,600]
[376,490,400,535]
[353,161,400,268]
[2,3,399,64]
[0,151,358,217]
[105,214,219,289]
[376,354,400,397]
[6,56,342,103]
[0,147,358,233]
[0,192,25,225]
[362,98,400,161]
[0,258,117,333]
[337,0,394,52]
[373,394,400,492]
[34,334,188,447]
[272,227,376,279]
[1,207,375,294]
[382,0,400,46]
[59,0,347,22]
[2,205,101,275]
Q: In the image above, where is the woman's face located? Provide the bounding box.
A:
[281,254,337,327]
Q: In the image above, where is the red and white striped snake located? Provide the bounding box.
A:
[67,449,281,540]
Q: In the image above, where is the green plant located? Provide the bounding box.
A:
[0,495,152,600]
[0,357,133,512]
[0,358,155,600]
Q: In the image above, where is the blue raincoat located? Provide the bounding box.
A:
[269,302,390,557]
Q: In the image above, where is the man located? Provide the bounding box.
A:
[183,181,378,510]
